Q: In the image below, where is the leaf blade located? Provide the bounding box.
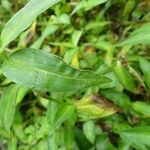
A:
[54,104,75,127]
[0,0,60,48]
[2,48,110,92]
[117,23,150,46]
[117,126,150,147]
[0,84,26,131]
[113,65,136,93]
[139,57,150,89]
[83,120,96,144]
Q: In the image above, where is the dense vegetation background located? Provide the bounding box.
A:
[0,0,150,149]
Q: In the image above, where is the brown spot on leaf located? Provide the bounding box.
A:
[92,94,121,112]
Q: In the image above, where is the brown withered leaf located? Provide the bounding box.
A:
[92,94,121,112]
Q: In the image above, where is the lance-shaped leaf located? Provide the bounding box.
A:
[132,101,150,117]
[0,84,27,131]
[139,57,150,90]
[113,65,136,93]
[1,48,110,92]
[71,0,108,15]
[0,0,60,49]
[83,120,96,144]
[117,23,150,46]
[117,126,150,147]
[54,104,75,127]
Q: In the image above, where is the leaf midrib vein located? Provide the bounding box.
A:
[4,59,99,83]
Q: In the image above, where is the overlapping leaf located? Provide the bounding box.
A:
[117,126,150,147]
[71,0,108,15]
[118,23,150,46]
[139,57,150,90]
[83,120,96,144]
[1,48,110,92]
[0,84,27,131]
[101,89,132,113]
[0,0,60,49]
[113,65,136,93]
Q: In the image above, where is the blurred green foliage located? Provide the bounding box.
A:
[0,0,150,150]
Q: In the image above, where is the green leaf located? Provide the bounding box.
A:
[85,0,108,11]
[0,84,26,131]
[33,139,48,150]
[83,120,96,144]
[75,127,91,149]
[132,101,150,117]
[8,137,17,150]
[31,13,70,49]
[54,104,75,127]
[96,134,115,150]
[47,101,58,127]
[117,126,150,147]
[0,0,60,49]
[85,21,111,31]
[64,127,74,150]
[63,49,77,64]
[2,48,110,92]
[71,30,82,47]
[118,141,131,150]
[139,57,150,90]
[16,86,28,105]
[48,133,58,150]
[71,0,108,15]
[122,0,137,17]
[118,23,150,46]
[31,24,59,49]
[0,126,11,138]
[1,0,11,12]
[113,65,136,93]
[101,89,132,113]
